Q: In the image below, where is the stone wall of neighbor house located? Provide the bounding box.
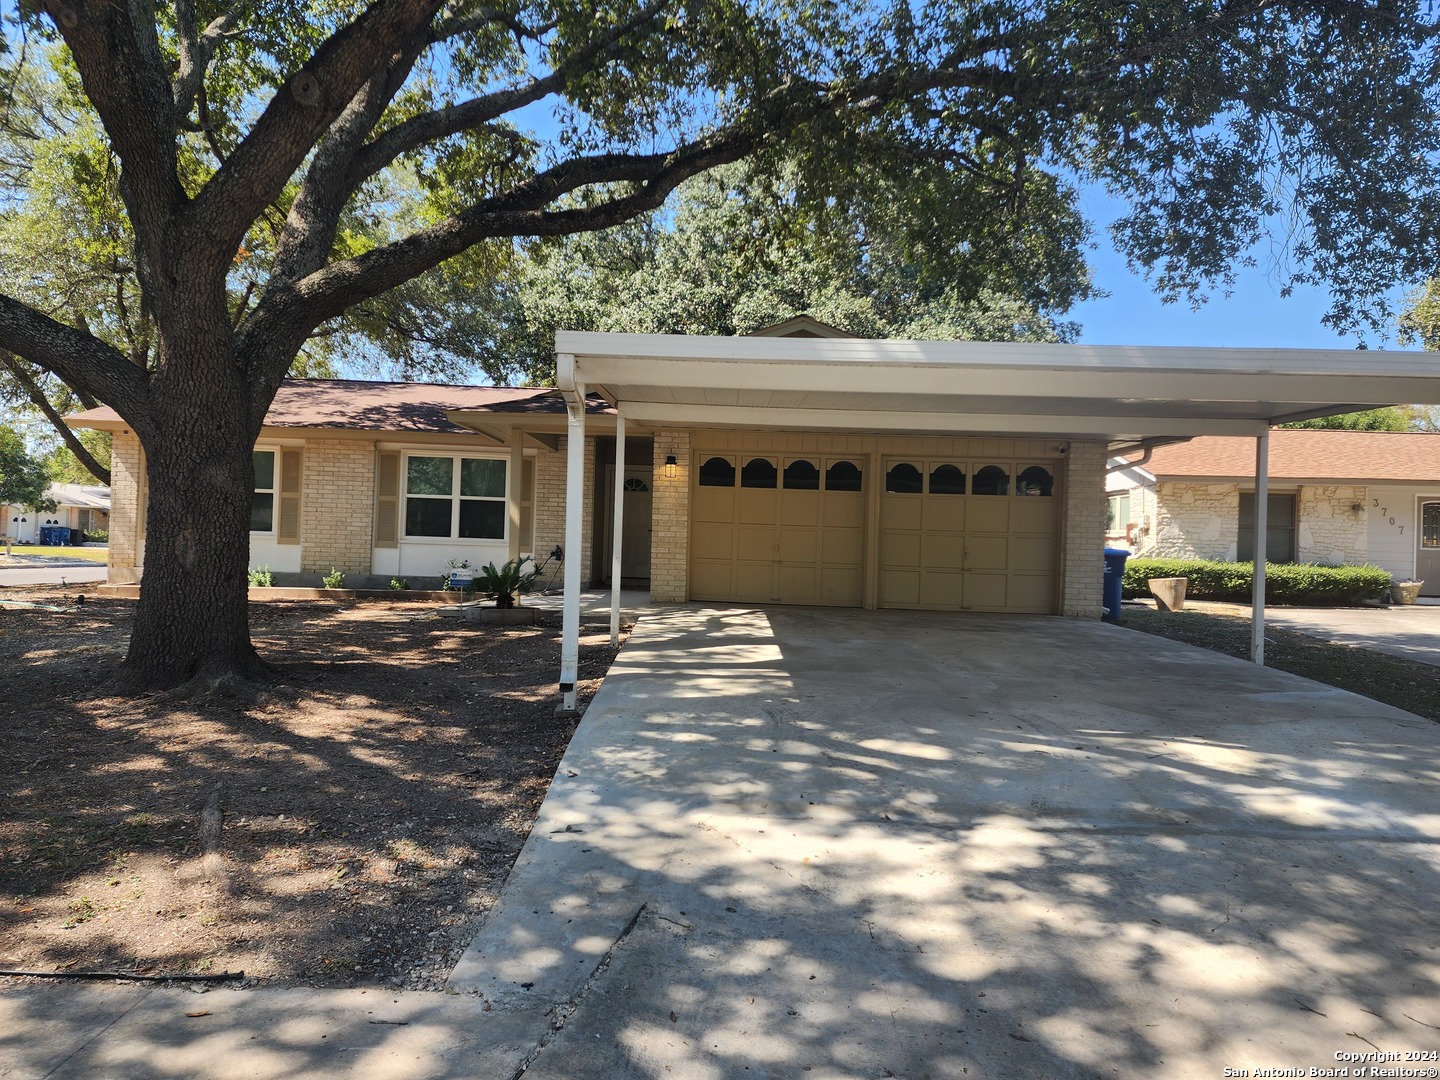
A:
[1148,482,1239,560]
[532,434,596,586]
[108,430,145,582]
[1061,440,1107,617]
[649,430,691,603]
[1297,485,1369,565]
[300,439,376,575]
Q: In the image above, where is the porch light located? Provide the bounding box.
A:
[664,454,678,478]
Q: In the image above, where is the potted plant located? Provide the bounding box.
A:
[1391,578,1425,605]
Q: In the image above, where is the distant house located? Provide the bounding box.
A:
[1107,429,1440,595]
[2,483,111,544]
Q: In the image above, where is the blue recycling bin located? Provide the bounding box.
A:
[40,526,67,545]
[1102,547,1129,622]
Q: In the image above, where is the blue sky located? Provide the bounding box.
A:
[1068,191,1415,351]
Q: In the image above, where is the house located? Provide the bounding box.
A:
[68,327,1440,702]
[2,483,111,544]
[1107,429,1440,596]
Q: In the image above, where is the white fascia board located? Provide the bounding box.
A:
[617,401,1270,438]
[572,355,1437,408]
[558,330,1440,379]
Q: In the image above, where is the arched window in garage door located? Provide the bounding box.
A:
[973,465,1010,496]
[826,461,863,491]
[929,464,966,494]
[885,462,923,493]
[741,457,778,488]
[1016,466,1054,497]
[699,456,736,487]
[783,459,820,490]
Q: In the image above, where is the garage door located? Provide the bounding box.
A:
[691,454,864,605]
[879,457,1059,613]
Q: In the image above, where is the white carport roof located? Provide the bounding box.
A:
[556,332,1440,447]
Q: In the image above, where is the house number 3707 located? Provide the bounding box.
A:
[1373,498,1405,534]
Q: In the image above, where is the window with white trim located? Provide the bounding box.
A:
[251,450,276,533]
[404,454,507,539]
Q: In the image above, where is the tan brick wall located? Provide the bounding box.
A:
[532,434,596,586]
[1061,441,1106,617]
[300,440,376,574]
[649,430,690,602]
[108,431,145,583]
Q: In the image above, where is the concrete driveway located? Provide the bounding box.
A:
[444,606,1440,1079]
[1250,600,1440,667]
[6,606,1439,1079]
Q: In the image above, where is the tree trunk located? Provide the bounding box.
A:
[120,339,271,690]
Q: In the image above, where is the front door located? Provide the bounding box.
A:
[1419,501,1440,596]
[602,467,653,580]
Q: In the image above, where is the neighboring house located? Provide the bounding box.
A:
[1107,429,1440,596]
[2,483,111,544]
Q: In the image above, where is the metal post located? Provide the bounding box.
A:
[560,382,586,711]
[1251,430,1269,665]
[610,413,626,648]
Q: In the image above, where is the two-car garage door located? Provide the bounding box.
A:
[689,437,1062,613]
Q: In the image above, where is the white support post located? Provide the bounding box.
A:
[560,382,586,711]
[1251,430,1270,665]
[610,412,626,648]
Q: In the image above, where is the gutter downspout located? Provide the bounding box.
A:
[1105,447,1153,475]
[556,352,585,712]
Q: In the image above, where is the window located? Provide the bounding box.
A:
[929,464,966,495]
[1424,502,1440,549]
[886,462,923,493]
[741,457,777,489]
[404,455,507,540]
[1106,493,1130,535]
[699,456,736,487]
[251,450,276,532]
[826,460,863,492]
[623,477,649,493]
[1016,466,1054,497]
[973,465,1009,496]
[1238,492,1296,562]
[783,459,820,490]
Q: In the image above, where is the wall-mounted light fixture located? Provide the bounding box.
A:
[664,454,678,478]
[1351,503,1366,517]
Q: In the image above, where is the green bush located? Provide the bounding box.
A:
[322,567,345,589]
[247,565,274,588]
[1121,558,1392,606]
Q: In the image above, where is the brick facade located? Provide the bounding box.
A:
[649,430,690,603]
[108,430,145,583]
[532,434,596,586]
[299,440,376,575]
[1061,441,1106,617]
[1148,482,1240,560]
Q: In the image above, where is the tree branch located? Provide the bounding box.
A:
[174,2,246,125]
[0,294,152,435]
[186,0,443,258]
[0,353,111,483]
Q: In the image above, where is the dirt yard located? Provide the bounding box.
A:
[0,585,625,990]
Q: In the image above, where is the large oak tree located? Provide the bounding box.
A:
[1,0,1438,689]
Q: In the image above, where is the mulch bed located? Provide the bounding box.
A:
[0,585,625,989]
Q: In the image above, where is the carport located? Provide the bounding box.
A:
[552,333,1440,709]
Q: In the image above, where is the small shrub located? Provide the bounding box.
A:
[474,558,538,608]
[322,567,345,589]
[247,565,274,588]
[388,578,408,591]
[85,529,109,544]
[1122,557,1392,606]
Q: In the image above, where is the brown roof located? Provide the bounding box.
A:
[69,379,611,435]
[1140,429,1440,483]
